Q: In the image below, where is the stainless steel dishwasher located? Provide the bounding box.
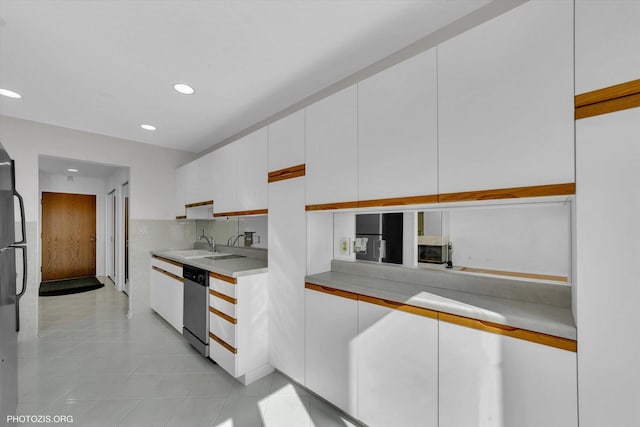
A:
[182,265,209,357]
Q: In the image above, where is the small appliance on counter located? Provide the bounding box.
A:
[354,213,403,264]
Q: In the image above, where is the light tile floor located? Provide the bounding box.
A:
[15,279,358,427]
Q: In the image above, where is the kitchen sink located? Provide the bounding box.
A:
[165,249,218,259]
[205,254,246,260]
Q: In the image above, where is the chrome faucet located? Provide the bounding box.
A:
[226,233,243,247]
[199,229,215,252]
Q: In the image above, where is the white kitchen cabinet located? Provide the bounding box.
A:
[439,320,578,427]
[576,108,640,427]
[211,143,237,215]
[575,0,640,94]
[150,257,183,333]
[305,287,358,416]
[438,0,574,194]
[267,176,306,384]
[357,300,438,427]
[268,110,305,171]
[358,48,438,201]
[209,272,272,385]
[306,85,358,206]
[235,128,268,212]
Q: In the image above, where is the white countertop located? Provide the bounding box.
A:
[151,249,267,278]
[305,267,576,341]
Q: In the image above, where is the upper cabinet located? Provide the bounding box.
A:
[268,110,305,172]
[235,128,268,213]
[306,85,358,207]
[358,48,438,202]
[438,0,575,195]
[211,143,237,216]
[575,0,640,94]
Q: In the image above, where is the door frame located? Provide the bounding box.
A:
[121,181,130,296]
[106,189,116,284]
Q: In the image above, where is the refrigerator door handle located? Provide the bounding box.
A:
[13,189,26,245]
[9,245,27,332]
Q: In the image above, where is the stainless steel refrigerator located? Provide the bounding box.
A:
[355,213,403,264]
[0,141,27,420]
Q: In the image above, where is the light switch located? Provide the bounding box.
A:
[339,237,351,256]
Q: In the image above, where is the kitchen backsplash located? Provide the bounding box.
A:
[195,215,268,249]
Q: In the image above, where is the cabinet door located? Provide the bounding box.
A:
[576,108,640,427]
[268,177,306,384]
[212,143,237,215]
[305,288,358,416]
[439,321,577,427]
[438,0,574,194]
[306,85,358,205]
[268,110,305,171]
[575,0,640,93]
[357,301,438,427]
[358,48,438,201]
[235,128,268,212]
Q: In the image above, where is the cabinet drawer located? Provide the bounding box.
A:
[210,311,237,348]
[151,256,183,277]
[210,332,237,377]
[209,291,236,318]
[210,276,236,298]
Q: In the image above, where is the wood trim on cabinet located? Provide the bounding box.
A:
[357,194,438,209]
[209,289,237,304]
[458,267,568,282]
[359,294,438,319]
[185,200,214,208]
[152,255,183,269]
[213,209,268,218]
[306,282,576,351]
[305,201,359,211]
[268,164,306,183]
[151,266,184,282]
[209,271,237,285]
[209,306,237,324]
[438,183,576,203]
[305,282,358,300]
[209,332,237,354]
[439,312,577,352]
[575,79,640,119]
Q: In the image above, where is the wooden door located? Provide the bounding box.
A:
[41,192,96,281]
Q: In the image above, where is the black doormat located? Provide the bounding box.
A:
[39,277,104,297]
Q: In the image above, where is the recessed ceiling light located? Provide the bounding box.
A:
[67,168,79,172]
[0,88,22,99]
[141,124,156,131]
[173,83,195,95]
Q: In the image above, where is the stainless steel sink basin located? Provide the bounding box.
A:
[205,254,246,261]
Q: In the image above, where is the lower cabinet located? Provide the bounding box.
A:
[305,287,358,416]
[357,299,438,427]
[304,284,578,427]
[149,257,183,333]
[208,272,271,385]
[439,320,578,427]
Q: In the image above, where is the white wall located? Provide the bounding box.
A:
[38,171,108,276]
[0,116,195,222]
[448,203,571,278]
[0,116,196,336]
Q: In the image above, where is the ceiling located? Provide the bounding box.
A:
[0,0,490,154]
[39,155,126,179]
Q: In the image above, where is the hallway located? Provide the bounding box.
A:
[15,281,356,426]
